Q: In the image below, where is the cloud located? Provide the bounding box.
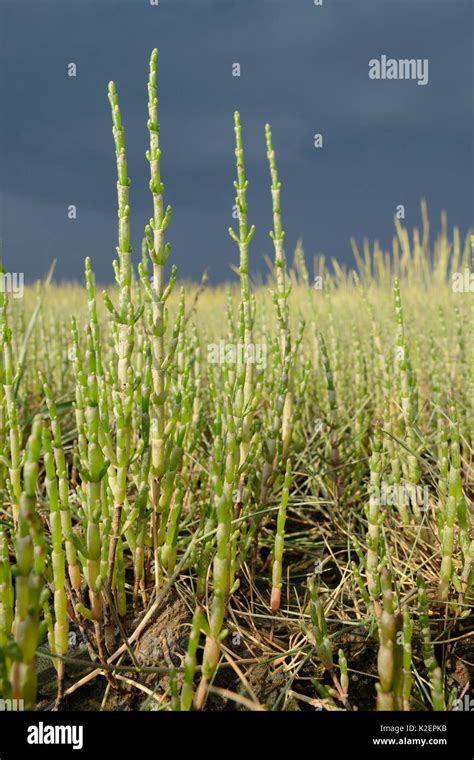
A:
[1,0,472,282]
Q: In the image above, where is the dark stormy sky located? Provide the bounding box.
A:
[1,0,472,284]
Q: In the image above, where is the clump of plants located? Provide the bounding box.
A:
[0,51,472,712]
